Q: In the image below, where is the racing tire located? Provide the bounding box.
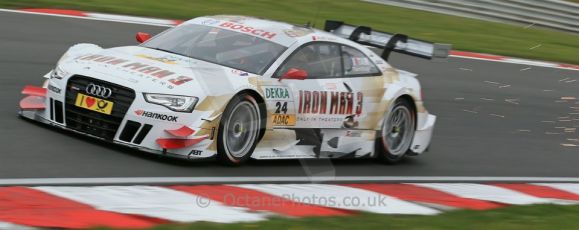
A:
[376,98,416,164]
[217,93,261,166]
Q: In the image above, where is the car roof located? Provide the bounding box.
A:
[185,15,347,47]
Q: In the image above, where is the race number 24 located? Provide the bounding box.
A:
[275,102,288,114]
[272,102,295,126]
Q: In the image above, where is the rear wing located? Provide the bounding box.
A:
[324,20,451,60]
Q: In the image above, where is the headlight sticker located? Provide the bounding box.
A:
[76,54,193,89]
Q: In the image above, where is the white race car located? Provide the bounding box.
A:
[19,16,449,165]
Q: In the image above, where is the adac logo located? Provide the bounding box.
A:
[134,110,178,122]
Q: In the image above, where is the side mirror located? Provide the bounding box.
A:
[136,32,151,43]
[278,68,308,82]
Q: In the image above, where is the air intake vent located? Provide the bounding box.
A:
[133,124,152,145]
[119,120,141,142]
[53,100,64,123]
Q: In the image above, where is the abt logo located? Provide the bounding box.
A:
[135,110,178,122]
[188,150,203,159]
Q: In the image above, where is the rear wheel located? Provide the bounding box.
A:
[217,93,261,166]
[376,98,416,163]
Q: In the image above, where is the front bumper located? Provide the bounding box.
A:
[19,78,217,161]
[409,113,436,155]
[19,109,213,161]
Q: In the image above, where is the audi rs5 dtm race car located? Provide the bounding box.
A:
[19,15,450,165]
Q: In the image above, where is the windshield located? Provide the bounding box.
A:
[142,24,287,75]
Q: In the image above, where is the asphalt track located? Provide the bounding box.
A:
[0,11,578,179]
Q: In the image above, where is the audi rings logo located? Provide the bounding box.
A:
[85,83,112,98]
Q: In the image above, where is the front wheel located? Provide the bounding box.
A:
[376,98,416,163]
[217,93,261,166]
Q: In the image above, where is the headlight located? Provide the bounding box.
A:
[50,65,68,80]
[143,93,198,113]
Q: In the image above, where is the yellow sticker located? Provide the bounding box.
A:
[136,54,177,64]
[74,93,114,115]
[272,114,296,126]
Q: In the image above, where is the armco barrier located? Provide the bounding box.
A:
[364,0,579,33]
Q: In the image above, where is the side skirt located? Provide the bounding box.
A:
[251,128,377,160]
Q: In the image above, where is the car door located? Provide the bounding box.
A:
[276,42,387,130]
[336,45,387,130]
[272,42,355,129]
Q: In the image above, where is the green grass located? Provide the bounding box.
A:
[0,0,578,64]
[95,204,579,230]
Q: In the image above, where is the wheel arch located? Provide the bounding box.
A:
[233,89,267,141]
[215,89,266,165]
[375,94,419,163]
[396,94,418,130]
[376,90,419,130]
